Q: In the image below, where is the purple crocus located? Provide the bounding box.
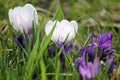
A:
[89,32,116,60]
[74,58,100,80]
[97,32,116,60]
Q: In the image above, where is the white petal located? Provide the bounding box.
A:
[24,4,38,25]
[45,21,55,36]
[11,7,23,31]
[8,9,13,25]
[70,20,78,33]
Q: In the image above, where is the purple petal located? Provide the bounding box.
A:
[98,32,112,49]
[74,58,86,70]
[101,40,112,49]
[108,61,115,74]
[86,43,95,61]
[79,65,87,78]
[92,58,100,78]
[106,56,115,74]
[74,58,81,70]
[80,43,95,61]
[104,49,116,55]
[57,42,64,49]
[80,48,86,58]
[87,62,92,78]
[74,42,79,51]
[63,43,72,54]
[107,31,113,40]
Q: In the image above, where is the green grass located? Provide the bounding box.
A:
[0,0,120,80]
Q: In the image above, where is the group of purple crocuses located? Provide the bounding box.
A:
[9,4,116,80]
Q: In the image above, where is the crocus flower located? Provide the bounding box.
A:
[9,4,38,33]
[97,32,116,60]
[45,20,78,43]
[89,32,116,60]
[74,58,100,80]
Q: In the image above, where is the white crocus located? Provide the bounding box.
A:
[45,20,78,43]
[8,4,38,33]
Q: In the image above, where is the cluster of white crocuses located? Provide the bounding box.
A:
[8,4,78,43]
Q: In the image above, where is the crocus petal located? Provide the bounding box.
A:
[87,62,92,78]
[107,31,113,40]
[24,4,38,25]
[86,43,95,61]
[74,58,81,70]
[78,59,89,78]
[63,43,72,54]
[79,66,87,78]
[45,21,55,36]
[106,56,115,74]
[103,49,116,55]
[73,41,79,51]
[98,31,113,49]
[92,58,100,78]
[100,40,112,49]
[70,20,78,33]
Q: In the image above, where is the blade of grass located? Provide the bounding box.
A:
[40,60,47,80]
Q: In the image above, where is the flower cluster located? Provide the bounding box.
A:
[80,32,116,61]
[8,3,116,80]
[74,32,116,80]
